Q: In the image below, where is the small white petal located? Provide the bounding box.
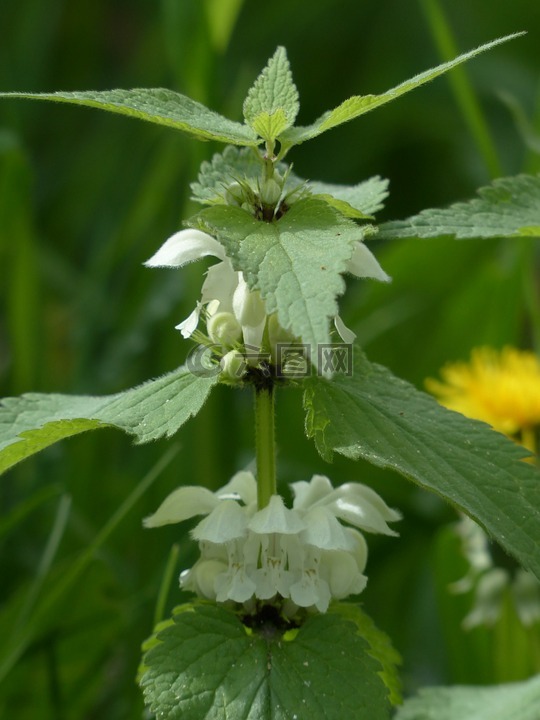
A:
[216,471,257,506]
[332,483,402,523]
[249,495,305,535]
[344,527,368,573]
[334,315,356,344]
[192,500,248,542]
[291,474,334,509]
[175,303,202,338]
[233,275,266,328]
[201,260,238,309]
[144,229,226,267]
[290,572,331,612]
[322,550,367,598]
[182,558,226,599]
[300,506,355,551]
[332,497,399,536]
[215,566,256,603]
[143,486,218,527]
[347,242,390,282]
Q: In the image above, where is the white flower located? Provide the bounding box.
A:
[144,228,390,361]
[451,515,540,628]
[144,471,400,613]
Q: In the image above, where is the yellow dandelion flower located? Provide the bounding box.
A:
[426,346,540,453]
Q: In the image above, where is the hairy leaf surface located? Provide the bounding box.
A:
[140,602,395,720]
[243,47,299,141]
[379,173,540,239]
[395,675,540,720]
[0,366,218,475]
[190,199,369,356]
[280,34,523,146]
[304,348,540,580]
[0,89,259,145]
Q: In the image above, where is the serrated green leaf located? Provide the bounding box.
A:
[189,198,368,356]
[190,145,304,206]
[304,347,540,581]
[243,47,299,141]
[191,146,266,204]
[280,33,524,147]
[140,601,393,720]
[330,604,402,706]
[309,176,389,216]
[0,365,218,475]
[378,173,540,239]
[0,88,259,146]
[312,194,374,220]
[394,675,540,720]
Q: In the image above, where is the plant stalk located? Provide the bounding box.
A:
[254,384,277,508]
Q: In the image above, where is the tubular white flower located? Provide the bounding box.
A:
[144,471,400,612]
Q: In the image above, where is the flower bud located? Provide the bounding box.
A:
[224,182,244,206]
[207,311,242,347]
[220,350,248,380]
[260,178,282,207]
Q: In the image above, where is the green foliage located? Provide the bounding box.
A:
[279,34,524,147]
[329,603,402,706]
[191,146,270,204]
[0,88,260,145]
[394,674,540,720]
[189,198,369,354]
[0,33,522,156]
[243,47,299,142]
[0,366,218,474]
[0,3,538,717]
[304,347,540,581]
[309,176,389,217]
[140,601,395,720]
[379,173,540,239]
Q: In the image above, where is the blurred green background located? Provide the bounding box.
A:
[1,0,539,717]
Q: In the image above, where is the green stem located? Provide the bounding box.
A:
[153,543,181,626]
[254,385,277,508]
[419,0,503,179]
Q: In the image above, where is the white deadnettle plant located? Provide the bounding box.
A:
[144,472,400,613]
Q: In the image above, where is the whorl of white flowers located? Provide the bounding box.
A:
[452,515,540,628]
[144,228,389,378]
[144,472,400,613]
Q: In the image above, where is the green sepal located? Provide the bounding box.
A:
[139,600,397,720]
[304,346,540,582]
[0,365,219,475]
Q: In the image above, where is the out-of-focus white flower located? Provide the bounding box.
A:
[144,472,400,613]
[144,228,390,368]
[452,515,540,629]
